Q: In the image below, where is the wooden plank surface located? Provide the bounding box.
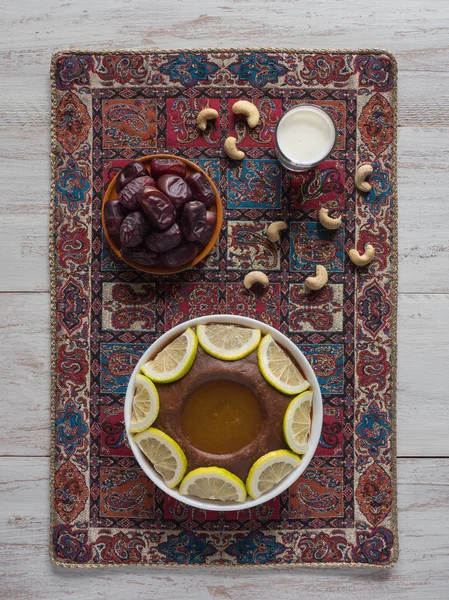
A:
[0,457,448,599]
[1,0,449,72]
[1,126,449,293]
[1,292,448,457]
[1,0,449,596]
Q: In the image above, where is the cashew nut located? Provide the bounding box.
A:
[318,208,342,230]
[267,221,288,244]
[232,100,260,128]
[224,136,245,160]
[355,164,373,193]
[348,244,376,266]
[243,271,269,291]
[305,265,328,291]
[196,107,219,131]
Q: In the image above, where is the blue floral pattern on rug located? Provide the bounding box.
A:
[356,403,391,458]
[55,158,91,213]
[228,52,288,86]
[158,531,217,564]
[290,222,345,272]
[227,159,282,209]
[225,531,285,564]
[300,344,345,394]
[363,162,392,214]
[100,344,148,393]
[55,401,88,456]
[160,53,219,86]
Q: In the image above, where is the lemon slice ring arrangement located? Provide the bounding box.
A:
[126,318,319,506]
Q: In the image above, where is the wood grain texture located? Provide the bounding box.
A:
[1,0,449,593]
[0,126,449,293]
[0,457,448,599]
[398,72,449,127]
[1,292,448,457]
[1,0,449,293]
[1,0,449,72]
[397,128,449,295]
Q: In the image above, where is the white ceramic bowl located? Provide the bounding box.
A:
[124,315,323,511]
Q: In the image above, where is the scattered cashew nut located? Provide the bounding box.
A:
[224,136,245,160]
[243,271,269,291]
[348,244,376,266]
[196,107,219,131]
[318,208,342,230]
[305,265,328,291]
[267,221,288,244]
[232,100,260,128]
[355,164,373,193]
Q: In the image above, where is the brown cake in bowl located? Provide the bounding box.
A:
[125,315,323,510]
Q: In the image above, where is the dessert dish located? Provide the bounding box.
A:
[127,322,315,505]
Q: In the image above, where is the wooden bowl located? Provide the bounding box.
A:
[102,154,223,275]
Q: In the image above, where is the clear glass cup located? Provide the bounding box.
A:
[275,105,337,172]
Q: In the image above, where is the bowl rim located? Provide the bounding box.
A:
[102,154,223,275]
[124,315,323,512]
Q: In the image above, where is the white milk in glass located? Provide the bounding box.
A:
[275,105,336,171]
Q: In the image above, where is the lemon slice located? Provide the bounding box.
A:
[179,467,247,502]
[246,450,302,499]
[133,428,187,488]
[283,390,313,454]
[141,327,198,383]
[258,334,310,395]
[197,323,261,361]
[129,374,160,433]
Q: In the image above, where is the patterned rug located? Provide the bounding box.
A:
[50,49,398,568]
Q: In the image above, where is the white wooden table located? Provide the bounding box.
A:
[1,1,449,598]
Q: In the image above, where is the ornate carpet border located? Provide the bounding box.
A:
[49,48,398,568]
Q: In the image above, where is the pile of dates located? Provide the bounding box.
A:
[104,158,217,269]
